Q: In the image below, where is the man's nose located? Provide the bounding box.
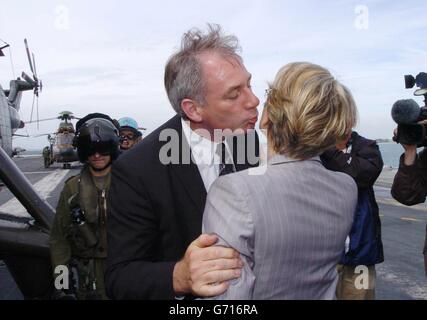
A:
[245,90,260,110]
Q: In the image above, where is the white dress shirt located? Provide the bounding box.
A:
[181,119,234,192]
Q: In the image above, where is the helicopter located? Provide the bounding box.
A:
[0,142,54,299]
[0,41,52,300]
[29,111,80,169]
[0,38,42,157]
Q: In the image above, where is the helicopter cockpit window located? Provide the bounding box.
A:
[57,134,74,145]
[58,124,74,134]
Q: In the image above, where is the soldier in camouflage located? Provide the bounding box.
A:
[50,113,120,299]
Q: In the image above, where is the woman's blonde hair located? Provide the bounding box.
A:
[265,62,358,160]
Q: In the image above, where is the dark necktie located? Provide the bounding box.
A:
[215,142,235,176]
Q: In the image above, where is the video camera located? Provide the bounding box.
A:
[392,72,427,146]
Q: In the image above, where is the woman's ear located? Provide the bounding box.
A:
[181,99,203,123]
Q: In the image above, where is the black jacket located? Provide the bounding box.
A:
[105,115,259,299]
[321,131,384,265]
[392,148,427,206]
[391,148,427,274]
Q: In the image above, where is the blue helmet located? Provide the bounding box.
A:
[118,117,142,137]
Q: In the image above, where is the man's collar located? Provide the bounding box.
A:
[181,119,222,166]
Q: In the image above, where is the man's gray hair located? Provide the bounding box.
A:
[164,24,242,118]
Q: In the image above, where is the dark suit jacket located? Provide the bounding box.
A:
[105,115,259,299]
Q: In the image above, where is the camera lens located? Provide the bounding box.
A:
[404,75,415,89]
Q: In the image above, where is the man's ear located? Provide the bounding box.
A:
[181,98,203,123]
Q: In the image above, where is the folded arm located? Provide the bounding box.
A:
[321,140,383,188]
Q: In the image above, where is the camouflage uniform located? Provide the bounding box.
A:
[42,146,51,168]
[50,164,110,300]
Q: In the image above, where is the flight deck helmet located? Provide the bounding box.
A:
[73,113,120,162]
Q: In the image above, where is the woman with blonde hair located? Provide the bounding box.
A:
[202,62,359,299]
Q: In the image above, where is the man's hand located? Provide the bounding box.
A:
[173,233,243,297]
[335,132,351,151]
[394,127,418,166]
[403,144,417,166]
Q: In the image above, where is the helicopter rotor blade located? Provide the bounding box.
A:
[24,38,35,76]
[0,44,10,56]
[12,133,30,138]
[32,52,38,80]
[30,94,35,122]
[37,97,39,130]
[25,117,58,124]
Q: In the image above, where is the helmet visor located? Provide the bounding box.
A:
[86,141,114,156]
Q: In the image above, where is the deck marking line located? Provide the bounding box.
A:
[0,170,70,218]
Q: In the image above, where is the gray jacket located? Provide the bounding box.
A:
[202,154,357,299]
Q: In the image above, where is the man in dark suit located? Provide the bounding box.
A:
[105,24,260,299]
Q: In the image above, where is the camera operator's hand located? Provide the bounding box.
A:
[394,127,417,166]
[403,144,417,166]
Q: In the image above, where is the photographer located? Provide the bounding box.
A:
[391,121,427,276]
[321,131,384,299]
[49,113,120,299]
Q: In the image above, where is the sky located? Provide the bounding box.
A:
[1,0,427,150]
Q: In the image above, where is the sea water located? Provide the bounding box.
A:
[378,143,425,168]
[378,143,403,169]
